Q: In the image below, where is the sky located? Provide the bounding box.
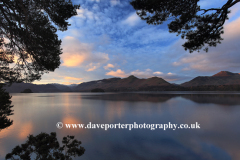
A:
[34,0,240,85]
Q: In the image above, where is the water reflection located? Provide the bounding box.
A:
[82,92,240,106]
[98,135,231,160]
[181,94,240,106]
[82,93,175,103]
[0,92,239,160]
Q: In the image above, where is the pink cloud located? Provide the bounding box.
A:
[106,69,128,78]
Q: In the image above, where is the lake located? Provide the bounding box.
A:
[1,92,240,160]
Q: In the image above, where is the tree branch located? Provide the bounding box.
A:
[200,8,221,15]
[223,0,240,9]
[200,0,240,15]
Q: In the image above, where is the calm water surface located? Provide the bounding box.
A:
[1,92,240,160]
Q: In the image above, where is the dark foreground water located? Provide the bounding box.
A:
[1,92,240,160]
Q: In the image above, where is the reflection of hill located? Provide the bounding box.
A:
[82,93,240,106]
[81,93,176,103]
[181,94,240,106]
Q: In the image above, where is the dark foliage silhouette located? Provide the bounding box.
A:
[1,1,85,159]
[130,0,240,52]
[0,0,80,83]
[0,84,13,131]
[6,132,85,160]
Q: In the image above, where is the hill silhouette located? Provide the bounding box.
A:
[74,75,175,92]
[181,71,240,87]
[4,71,240,92]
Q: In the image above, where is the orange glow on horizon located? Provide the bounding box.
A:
[64,77,83,81]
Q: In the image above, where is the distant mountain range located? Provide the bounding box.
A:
[3,71,240,92]
[74,75,178,92]
[182,71,240,87]
[3,83,63,93]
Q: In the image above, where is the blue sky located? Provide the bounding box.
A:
[34,0,240,85]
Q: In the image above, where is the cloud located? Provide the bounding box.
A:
[153,71,163,75]
[86,63,99,71]
[61,55,86,67]
[106,69,128,78]
[87,66,97,71]
[122,12,141,26]
[124,26,177,46]
[110,0,120,6]
[76,8,95,20]
[105,68,189,82]
[91,0,100,2]
[64,77,83,81]
[172,61,181,66]
[171,17,240,73]
[36,0,240,85]
[97,34,111,45]
[104,64,115,70]
[182,67,190,71]
[228,2,240,19]
[61,36,109,68]
[224,17,240,40]
[129,69,183,82]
